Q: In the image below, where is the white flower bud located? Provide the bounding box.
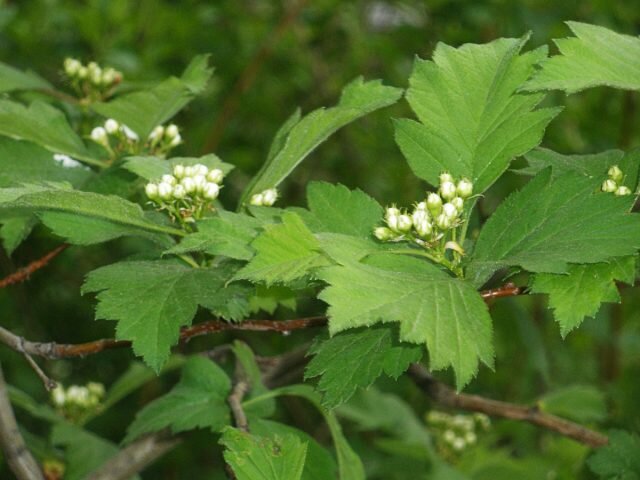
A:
[439,181,457,201]
[184,166,195,177]
[172,184,186,199]
[145,183,159,199]
[89,66,102,85]
[456,178,473,199]
[193,164,208,176]
[415,201,427,210]
[439,172,454,184]
[436,213,451,230]
[53,153,81,169]
[415,218,433,237]
[206,168,224,184]
[397,214,412,232]
[615,185,632,196]
[173,164,185,179]
[386,211,399,231]
[464,432,477,444]
[203,182,220,200]
[169,133,182,147]
[161,174,176,186]
[104,118,119,134]
[608,165,623,183]
[149,125,164,142]
[442,202,458,219]
[426,193,443,215]
[452,437,466,451]
[101,68,117,85]
[451,196,464,212]
[77,66,88,79]
[87,382,105,398]
[261,188,278,206]
[192,174,207,193]
[601,179,618,193]
[121,125,139,141]
[250,193,264,206]
[51,386,66,407]
[158,182,173,200]
[181,177,196,193]
[412,208,428,226]
[374,226,394,241]
[64,58,81,76]
[443,430,456,443]
[90,126,107,143]
[165,124,179,138]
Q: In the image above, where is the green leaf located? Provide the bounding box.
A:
[0,185,182,245]
[248,285,297,315]
[297,182,382,237]
[123,154,234,181]
[530,258,635,336]
[319,253,493,388]
[305,325,422,408]
[166,211,263,260]
[242,77,402,202]
[92,56,213,138]
[588,430,640,479]
[395,35,559,194]
[523,22,640,94]
[52,423,141,480]
[0,100,102,166]
[125,356,231,442]
[220,427,307,480]
[83,261,248,371]
[0,216,36,254]
[234,212,329,285]
[0,61,51,93]
[468,169,640,286]
[538,385,607,424]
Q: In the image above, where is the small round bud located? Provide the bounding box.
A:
[452,437,466,451]
[615,185,632,196]
[145,183,159,199]
[442,202,458,219]
[451,197,464,212]
[181,177,196,193]
[172,184,186,199]
[397,214,412,233]
[161,174,176,186]
[443,430,456,443]
[261,188,278,206]
[121,125,139,141]
[439,181,457,201]
[173,164,185,179]
[436,213,451,230]
[456,178,473,199]
[169,133,182,147]
[77,66,88,79]
[184,166,195,177]
[192,174,207,193]
[87,382,105,398]
[250,193,264,206]
[193,164,209,176]
[386,211,399,231]
[203,183,220,200]
[602,179,618,193]
[415,218,433,237]
[89,66,102,85]
[101,68,116,85]
[64,58,81,76]
[104,118,119,134]
[426,193,443,215]
[90,126,107,144]
[415,201,427,211]
[149,125,164,142]
[412,208,428,226]
[51,385,66,407]
[165,124,179,138]
[608,165,624,183]
[439,172,454,184]
[374,226,394,241]
[158,182,173,200]
[206,168,224,184]
[464,432,477,444]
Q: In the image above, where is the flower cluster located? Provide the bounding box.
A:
[145,163,224,223]
[601,165,632,196]
[51,382,105,420]
[90,118,181,157]
[427,411,490,455]
[250,188,279,207]
[63,58,122,100]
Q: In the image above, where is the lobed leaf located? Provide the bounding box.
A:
[588,430,640,479]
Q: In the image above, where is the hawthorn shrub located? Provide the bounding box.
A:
[0,21,639,480]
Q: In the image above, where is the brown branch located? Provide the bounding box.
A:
[480,282,522,300]
[407,363,608,448]
[0,244,68,289]
[0,364,45,480]
[228,380,250,433]
[201,0,307,153]
[85,431,181,480]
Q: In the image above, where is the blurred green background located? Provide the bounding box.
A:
[0,1,639,478]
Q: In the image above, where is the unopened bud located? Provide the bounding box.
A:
[415,218,433,237]
[161,174,176,186]
[439,172,454,184]
[193,164,208,176]
[412,208,428,225]
[203,183,220,200]
[442,202,458,219]
[602,179,618,193]
[397,214,412,233]
[169,133,182,147]
[145,183,159,199]
[464,432,477,444]
[452,437,466,451]
[436,213,451,230]
[181,177,196,193]
[158,182,173,200]
[165,124,179,138]
[427,193,443,215]
[104,118,119,134]
[608,165,623,183]
[172,184,186,199]
[440,181,457,201]
[250,193,264,206]
[51,386,66,407]
[184,166,195,177]
[173,164,185,179]
[374,226,394,241]
[77,66,88,79]
[64,58,81,76]
[206,168,224,184]
[149,125,164,142]
[101,68,117,85]
[456,178,473,199]
[90,126,107,144]
[87,382,105,398]
[615,185,632,196]
[192,174,207,193]
[451,196,464,211]
[121,125,139,141]
[261,188,278,206]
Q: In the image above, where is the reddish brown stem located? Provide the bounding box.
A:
[480,282,521,300]
[0,244,68,289]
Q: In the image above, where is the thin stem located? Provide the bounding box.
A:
[177,254,200,269]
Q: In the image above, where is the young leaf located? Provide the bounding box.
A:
[125,356,231,442]
[234,212,329,285]
[92,55,213,138]
[587,430,640,479]
[467,169,640,286]
[305,325,422,408]
[319,253,493,388]
[123,154,234,181]
[523,22,640,93]
[242,77,402,202]
[83,261,249,371]
[530,258,636,336]
[0,61,51,93]
[395,35,560,194]
[538,385,607,424]
[220,427,307,480]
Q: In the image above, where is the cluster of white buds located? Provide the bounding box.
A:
[145,163,225,223]
[427,411,489,453]
[148,123,182,149]
[374,172,472,256]
[249,188,279,207]
[90,119,182,158]
[90,118,138,147]
[63,58,122,93]
[601,165,632,196]
[51,382,105,419]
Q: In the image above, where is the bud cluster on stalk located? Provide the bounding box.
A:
[90,118,181,157]
[63,58,122,100]
[426,410,490,455]
[51,382,105,420]
[145,163,225,223]
[601,165,632,196]
[250,188,279,207]
[373,172,473,256]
